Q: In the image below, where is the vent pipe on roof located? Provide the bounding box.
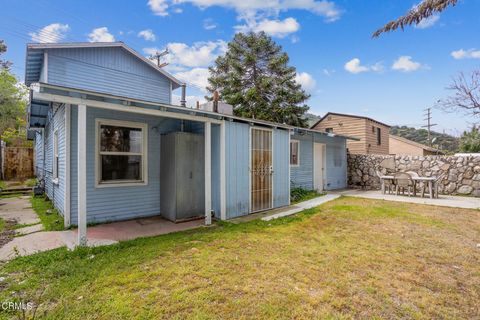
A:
[180,84,186,107]
[213,90,219,113]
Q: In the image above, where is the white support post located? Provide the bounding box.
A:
[64,104,71,228]
[220,122,226,220]
[205,121,212,225]
[77,104,87,246]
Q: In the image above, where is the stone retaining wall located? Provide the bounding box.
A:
[348,154,480,197]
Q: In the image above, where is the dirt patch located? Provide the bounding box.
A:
[0,219,16,247]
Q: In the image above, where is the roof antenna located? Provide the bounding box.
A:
[149,49,169,68]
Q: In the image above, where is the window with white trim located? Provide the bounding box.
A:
[97,120,147,185]
[290,140,300,166]
[53,130,59,180]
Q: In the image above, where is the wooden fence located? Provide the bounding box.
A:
[2,147,34,180]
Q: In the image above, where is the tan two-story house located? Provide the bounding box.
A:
[311,112,390,154]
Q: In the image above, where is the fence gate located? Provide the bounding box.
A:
[4,147,34,180]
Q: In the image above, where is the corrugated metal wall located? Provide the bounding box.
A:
[46,47,173,104]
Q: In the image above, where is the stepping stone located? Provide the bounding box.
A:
[15,224,44,236]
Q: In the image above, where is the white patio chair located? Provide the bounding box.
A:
[394,172,414,197]
[376,170,394,194]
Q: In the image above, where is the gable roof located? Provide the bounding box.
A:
[311,112,391,129]
[389,134,443,153]
[25,42,183,88]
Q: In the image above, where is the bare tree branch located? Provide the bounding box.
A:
[373,0,458,38]
[437,70,480,121]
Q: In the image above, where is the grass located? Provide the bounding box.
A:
[25,178,37,188]
[0,218,5,233]
[0,197,479,319]
[29,195,64,231]
[290,187,325,204]
[0,180,6,190]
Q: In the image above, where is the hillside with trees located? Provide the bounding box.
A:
[390,125,459,153]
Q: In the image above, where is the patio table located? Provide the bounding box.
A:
[411,176,437,199]
[380,175,437,199]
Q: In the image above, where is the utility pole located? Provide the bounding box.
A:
[149,49,169,68]
[422,107,437,146]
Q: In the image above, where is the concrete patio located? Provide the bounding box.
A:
[0,213,205,261]
[331,189,480,210]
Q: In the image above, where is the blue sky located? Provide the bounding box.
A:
[2,0,480,135]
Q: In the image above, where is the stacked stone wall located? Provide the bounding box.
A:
[348,154,480,196]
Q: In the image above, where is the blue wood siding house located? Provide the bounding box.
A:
[25,42,352,245]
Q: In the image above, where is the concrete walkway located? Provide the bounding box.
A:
[229,194,341,223]
[331,189,480,209]
[0,196,40,225]
[0,216,205,261]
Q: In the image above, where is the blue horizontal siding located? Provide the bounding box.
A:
[46,47,172,104]
[290,133,347,191]
[34,131,44,178]
[42,105,66,215]
[70,106,206,224]
[290,134,314,190]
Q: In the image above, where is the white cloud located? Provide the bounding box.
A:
[344,58,369,74]
[148,0,169,16]
[295,72,316,92]
[174,67,210,92]
[235,17,300,38]
[138,29,156,41]
[451,49,480,60]
[391,56,422,72]
[414,15,440,29]
[203,18,217,30]
[148,0,341,22]
[29,23,70,43]
[88,27,115,42]
[145,40,227,69]
[322,69,334,76]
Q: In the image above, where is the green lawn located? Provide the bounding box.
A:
[1,197,479,319]
[30,195,64,231]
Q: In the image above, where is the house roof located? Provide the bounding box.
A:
[389,134,443,153]
[25,42,184,88]
[28,82,357,142]
[310,112,391,129]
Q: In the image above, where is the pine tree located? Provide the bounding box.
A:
[207,32,310,127]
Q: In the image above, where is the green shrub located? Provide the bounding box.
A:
[290,187,324,204]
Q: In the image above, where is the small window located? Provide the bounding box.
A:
[372,126,375,133]
[53,130,59,180]
[376,127,381,145]
[290,140,300,166]
[333,146,343,167]
[97,120,147,186]
[325,128,333,133]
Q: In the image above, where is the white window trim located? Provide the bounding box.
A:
[52,129,59,184]
[95,118,148,188]
[290,139,300,167]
